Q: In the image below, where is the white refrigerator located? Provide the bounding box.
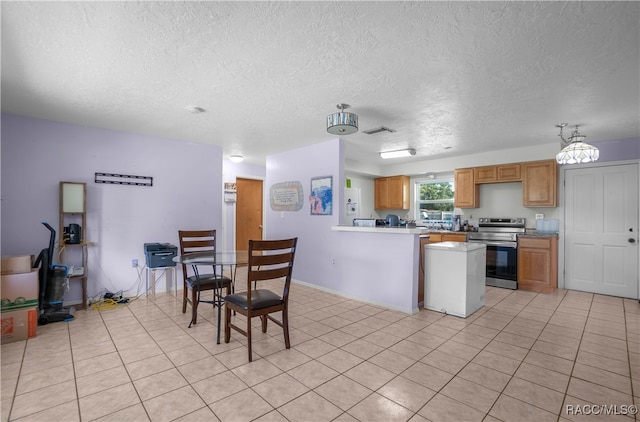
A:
[424,241,487,318]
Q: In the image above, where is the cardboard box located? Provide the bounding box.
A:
[1,307,37,343]
[1,255,34,275]
[1,270,39,311]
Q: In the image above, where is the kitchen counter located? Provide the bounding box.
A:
[424,230,470,235]
[331,226,429,235]
[519,231,559,238]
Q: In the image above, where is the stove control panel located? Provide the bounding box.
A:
[478,217,525,227]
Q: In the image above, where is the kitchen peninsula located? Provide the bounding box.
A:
[330,225,429,314]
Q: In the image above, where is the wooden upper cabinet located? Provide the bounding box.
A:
[374,175,410,209]
[454,168,479,208]
[456,160,556,208]
[522,160,557,207]
[497,164,521,181]
[374,177,389,209]
[474,166,497,183]
[475,164,521,183]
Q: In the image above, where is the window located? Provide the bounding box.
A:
[416,179,454,225]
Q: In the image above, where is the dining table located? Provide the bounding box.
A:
[173,250,248,344]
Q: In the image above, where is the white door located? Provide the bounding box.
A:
[564,163,638,298]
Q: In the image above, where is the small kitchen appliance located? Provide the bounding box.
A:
[385,214,400,227]
[352,218,376,227]
[467,217,525,289]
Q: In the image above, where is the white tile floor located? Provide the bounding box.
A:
[2,273,639,421]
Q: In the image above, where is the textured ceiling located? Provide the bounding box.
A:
[2,1,639,170]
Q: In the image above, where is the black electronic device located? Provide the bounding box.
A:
[63,223,81,244]
[144,243,178,268]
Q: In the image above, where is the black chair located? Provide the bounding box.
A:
[224,238,297,362]
[179,230,232,341]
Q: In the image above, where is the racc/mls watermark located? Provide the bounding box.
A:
[565,404,638,416]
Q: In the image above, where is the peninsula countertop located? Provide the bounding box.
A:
[331,225,430,235]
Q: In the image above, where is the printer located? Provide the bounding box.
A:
[144,243,178,268]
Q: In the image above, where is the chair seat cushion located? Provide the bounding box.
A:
[186,274,231,288]
[224,289,283,310]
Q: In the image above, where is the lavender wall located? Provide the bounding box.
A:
[1,113,224,303]
[265,138,344,287]
[592,138,640,162]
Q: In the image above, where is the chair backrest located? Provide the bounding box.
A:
[246,238,298,305]
[178,230,218,278]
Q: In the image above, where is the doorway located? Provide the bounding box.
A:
[563,163,638,298]
[235,178,264,251]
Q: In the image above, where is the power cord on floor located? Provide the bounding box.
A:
[89,290,131,310]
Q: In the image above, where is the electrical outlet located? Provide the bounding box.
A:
[535,214,544,220]
[132,258,138,268]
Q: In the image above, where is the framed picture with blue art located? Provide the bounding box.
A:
[310,175,333,215]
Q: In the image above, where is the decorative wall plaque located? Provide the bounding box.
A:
[270,181,304,211]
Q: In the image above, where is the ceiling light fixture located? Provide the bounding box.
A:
[379,149,416,159]
[187,106,206,114]
[363,126,396,135]
[555,123,599,165]
[327,103,358,135]
[229,155,244,163]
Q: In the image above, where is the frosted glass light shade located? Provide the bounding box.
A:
[380,149,416,159]
[61,183,85,212]
[556,142,600,165]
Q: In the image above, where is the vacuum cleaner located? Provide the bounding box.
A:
[32,222,75,325]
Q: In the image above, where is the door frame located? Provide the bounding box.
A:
[558,159,640,293]
[232,176,265,251]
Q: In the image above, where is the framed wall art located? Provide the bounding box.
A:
[310,175,333,215]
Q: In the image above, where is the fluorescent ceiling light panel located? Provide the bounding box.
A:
[379,149,416,159]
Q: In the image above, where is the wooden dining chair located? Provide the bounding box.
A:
[223,237,297,362]
[178,230,232,330]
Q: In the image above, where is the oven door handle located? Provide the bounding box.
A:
[468,240,517,248]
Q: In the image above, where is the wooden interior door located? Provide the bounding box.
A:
[235,178,263,251]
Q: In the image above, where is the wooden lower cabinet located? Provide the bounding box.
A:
[517,236,558,293]
[442,233,467,242]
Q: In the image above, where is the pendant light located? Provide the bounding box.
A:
[327,104,358,135]
[555,123,599,165]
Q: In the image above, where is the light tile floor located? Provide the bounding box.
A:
[2,274,639,422]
